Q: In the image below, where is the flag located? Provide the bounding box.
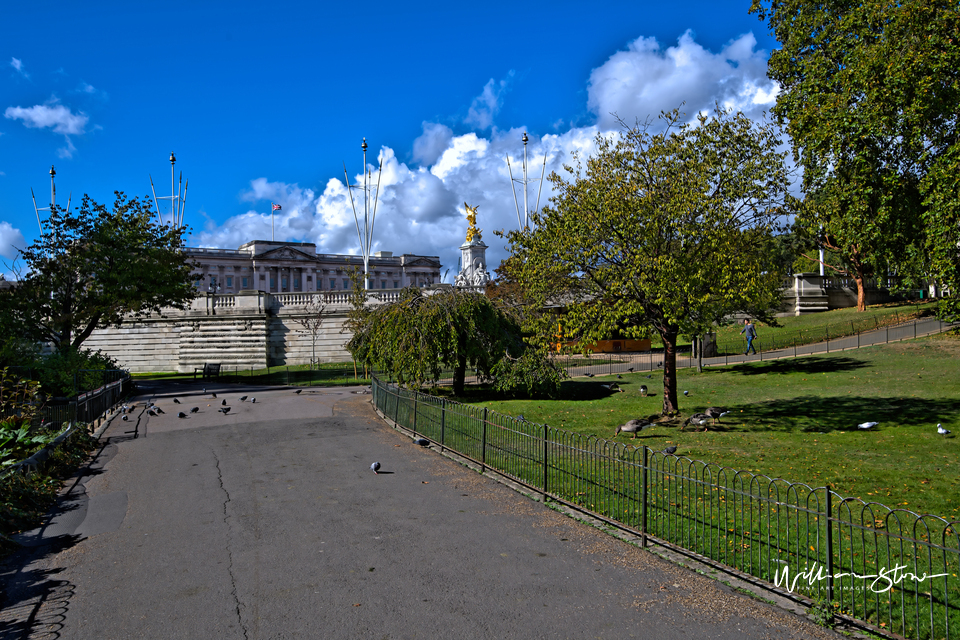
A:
[272,203,282,211]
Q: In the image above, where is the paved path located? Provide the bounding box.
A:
[1,382,839,639]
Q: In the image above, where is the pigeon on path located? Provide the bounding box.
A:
[178,412,187,419]
[173,398,181,404]
[371,462,381,474]
[295,389,303,394]
[211,392,217,399]
[122,415,129,421]
[190,407,199,414]
[219,407,231,415]
[221,399,227,406]
[240,396,248,402]
[414,438,429,446]
[938,424,951,436]
[154,407,165,414]
[251,397,257,403]
[857,422,878,430]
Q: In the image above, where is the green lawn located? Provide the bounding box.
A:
[474,333,960,520]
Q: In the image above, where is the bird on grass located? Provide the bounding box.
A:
[601,383,624,393]
[857,422,878,430]
[221,399,227,406]
[614,419,654,439]
[173,398,181,404]
[639,385,648,397]
[657,362,663,368]
[240,396,248,402]
[617,374,622,379]
[661,445,678,455]
[705,407,729,426]
[295,389,303,394]
[938,424,951,436]
[646,375,652,379]
[371,462,381,474]
[585,372,595,378]
[683,390,689,396]
[628,367,635,373]
[517,415,525,422]
[178,412,187,419]
[190,407,199,414]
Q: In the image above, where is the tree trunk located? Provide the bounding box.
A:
[696,335,704,373]
[855,274,867,312]
[453,353,467,396]
[661,327,679,415]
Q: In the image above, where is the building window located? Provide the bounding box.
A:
[294,278,300,290]
[226,276,233,288]
[307,275,312,282]
[343,279,349,289]
[331,279,336,289]
[282,276,288,291]
[381,280,386,289]
[270,277,276,290]
[394,281,399,288]
[242,277,249,289]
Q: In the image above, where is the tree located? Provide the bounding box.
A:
[504,108,792,414]
[752,0,960,312]
[292,296,328,369]
[0,192,196,354]
[347,287,559,396]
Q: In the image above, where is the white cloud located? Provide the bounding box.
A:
[0,221,25,260]
[10,57,29,79]
[4,103,89,135]
[191,30,781,278]
[587,30,778,129]
[464,72,513,130]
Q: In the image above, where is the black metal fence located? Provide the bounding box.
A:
[41,370,132,425]
[372,377,960,640]
[560,317,957,378]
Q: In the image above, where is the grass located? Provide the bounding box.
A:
[474,333,960,520]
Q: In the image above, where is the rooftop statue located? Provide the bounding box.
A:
[464,202,482,243]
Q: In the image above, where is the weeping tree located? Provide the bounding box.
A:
[347,287,560,396]
[504,108,792,414]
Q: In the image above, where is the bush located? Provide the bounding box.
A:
[492,348,564,399]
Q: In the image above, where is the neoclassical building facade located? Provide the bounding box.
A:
[185,240,442,294]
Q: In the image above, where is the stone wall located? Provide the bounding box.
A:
[85,290,404,373]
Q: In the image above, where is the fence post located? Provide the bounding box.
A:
[412,391,419,435]
[394,387,401,425]
[914,320,917,339]
[480,407,488,473]
[542,422,548,503]
[641,446,648,548]
[440,398,446,452]
[825,486,834,604]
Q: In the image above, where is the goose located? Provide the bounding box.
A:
[601,382,624,393]
[614,419,653,439]
[705,407,729,425]
[684,413,711,430]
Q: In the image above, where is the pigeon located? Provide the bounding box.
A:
[617,374,622,379]
[657,362,663,368]
[173,398,181,404]
[211,392,217,399]
[371,462,381,474]
[683,390,689,396]
[219,407,231,415]
[517,415,525,422]
[414,438,429,446]
[122,415,129,421]
[295,389,303,394]
[251,397,257,403]
[239,396,248,402]
[938,424,951,436]
[857,422,878,430]
[154,407,165,414]
[585,372,595,378]
[628,367,634,372]
[646,375,652,379]
[147,409,157,417]
[661,445,678,455]
[639,385,648,397]
[190,407,199,414]
[221,399,227,406]
[178,412,187,418]
[614,419,653,439]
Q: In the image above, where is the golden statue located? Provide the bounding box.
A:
[464,202,482,242]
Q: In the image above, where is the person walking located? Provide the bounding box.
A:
[740,319,758,355]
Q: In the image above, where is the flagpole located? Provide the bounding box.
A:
[271,201,275,241]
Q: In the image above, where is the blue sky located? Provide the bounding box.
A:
[0,0,781,278]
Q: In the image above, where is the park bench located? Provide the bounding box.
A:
[193,363,221,381]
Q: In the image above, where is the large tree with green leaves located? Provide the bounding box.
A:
[752,0,960,312]
[504,108,792,414]
[0,192,196,354]
[347,287,560,396]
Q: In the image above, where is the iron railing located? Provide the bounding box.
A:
[372,377,960,640]
[41,370,132,425]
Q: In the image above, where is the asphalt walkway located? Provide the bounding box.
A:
[0,382,840,639]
